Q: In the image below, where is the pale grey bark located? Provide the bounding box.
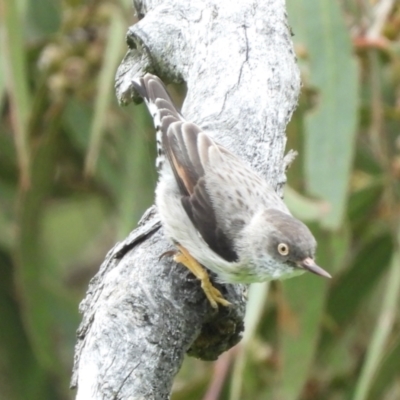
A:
[72,0,300,399]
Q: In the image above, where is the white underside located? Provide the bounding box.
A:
[156,166,304,283]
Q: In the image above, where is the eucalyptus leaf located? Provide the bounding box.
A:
[284,185,330,222]
[287,0,359,229]
[367,335,400,400]
[277,229,332,400]
[323,234,393,348]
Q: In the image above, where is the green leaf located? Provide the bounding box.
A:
[14,110,63,372]
[284,185,330,222]
[26,0,61,38]
[367,335,400,400]
[40,196,109,272]
[353,251,400,400]
[0,0,32,186]
[0,181,16,249]
[325,233,393,337]
[348,181,383,229]
[63,99,92,151]
[116,106,157,238]
[287,0,359,229]
[0,42,5,109]
[229,283,269,400]
[0,249,51,400]
[84,10,126,176]
[277,230,331,400]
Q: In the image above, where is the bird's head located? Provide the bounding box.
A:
[238,209,331,280]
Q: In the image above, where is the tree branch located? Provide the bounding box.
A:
[72,0,300,398]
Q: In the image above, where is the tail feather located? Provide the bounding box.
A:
[132,74,183,170]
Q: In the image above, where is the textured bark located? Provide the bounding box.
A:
[72,0,300,399]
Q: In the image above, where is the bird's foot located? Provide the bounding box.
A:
[173,244,231,309]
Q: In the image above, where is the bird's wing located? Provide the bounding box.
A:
[132,74,183,170]
[133,74,240,262]
[132,74,286,262]
[162,120,240,262]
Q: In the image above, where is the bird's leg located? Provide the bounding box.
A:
[174,244,231,309]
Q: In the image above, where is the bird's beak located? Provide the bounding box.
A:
[297,257,331,279]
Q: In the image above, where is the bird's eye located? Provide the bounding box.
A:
[277,243,289,256]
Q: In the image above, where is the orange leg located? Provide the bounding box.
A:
[174,244,231,309]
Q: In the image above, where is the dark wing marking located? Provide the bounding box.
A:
[133,74,238,262]
[181,184,239,262]
[163,122,238,262]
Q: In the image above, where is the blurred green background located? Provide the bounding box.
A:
[0,0,399,399]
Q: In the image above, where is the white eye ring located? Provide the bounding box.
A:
[277,243,289,256]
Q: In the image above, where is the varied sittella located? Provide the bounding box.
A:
[132,74,331,308]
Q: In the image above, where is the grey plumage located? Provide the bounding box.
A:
[132,74,331,285]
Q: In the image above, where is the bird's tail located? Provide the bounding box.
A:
[132,74,182,170]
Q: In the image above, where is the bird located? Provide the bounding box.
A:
[132,73,331,308]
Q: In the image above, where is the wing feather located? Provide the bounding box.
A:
[133,74,239,262]
[163,121,239,262]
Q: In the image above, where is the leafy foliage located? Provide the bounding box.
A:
[0,1,399,399]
